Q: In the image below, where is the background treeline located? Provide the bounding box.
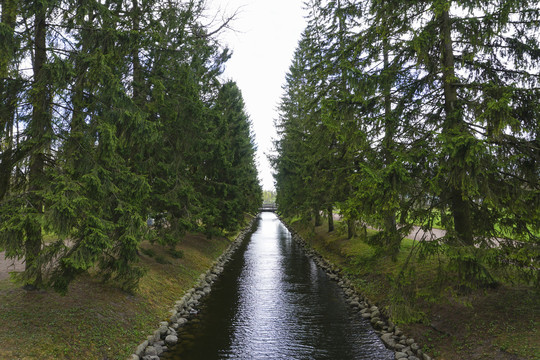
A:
[272,0,539,289]
[0,0,261,293]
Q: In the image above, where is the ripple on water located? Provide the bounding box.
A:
[163,212,393,360]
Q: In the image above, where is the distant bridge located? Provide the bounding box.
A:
[260,203,277,212]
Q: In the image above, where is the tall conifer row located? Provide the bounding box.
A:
[198,81,261,233]
[143,0,237,242]
[56,0,153,292]
[142,0,205,241]
[0,0,262,293]
[317,0,426,253]
[274,0,539,286]
[0,0,68,289]
[310,0,357,234]
[273,28,326,220]
[381,0,540,285]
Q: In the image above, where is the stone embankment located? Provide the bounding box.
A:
[128,216,258,360]
[282,221,434,360]
[129,214,433,360]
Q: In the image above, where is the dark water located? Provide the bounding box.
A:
[163,212,393,360]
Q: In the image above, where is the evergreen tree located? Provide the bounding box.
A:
[144,0,233,242]
[0,0,21,201]
[273,29,322,220]
[42,0,151,292]
[422,0,539,285]
[274,0,539,286]
[200,81,261,232]
[0,0,259,293]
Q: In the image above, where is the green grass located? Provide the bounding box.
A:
[169,249,184,259]
[292,218,540,360]
[0,230,234,359]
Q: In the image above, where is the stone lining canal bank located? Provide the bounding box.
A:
[128,216,258,360]
[129,214,432,360]
[280,219,434,360]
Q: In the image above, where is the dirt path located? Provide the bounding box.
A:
[0,252,24,281]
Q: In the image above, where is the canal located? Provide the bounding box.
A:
[163,212,393,359]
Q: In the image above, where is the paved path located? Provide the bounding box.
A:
[0,252,24,281]
[332,213,447,242]
[406,226,446,242]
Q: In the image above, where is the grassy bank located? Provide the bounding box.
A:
[0,232,232,360]
[291,219,539,360]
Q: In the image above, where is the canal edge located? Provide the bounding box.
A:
[279,216,434,360]
[128,215,259,360]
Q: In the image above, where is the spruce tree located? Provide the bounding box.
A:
[274,0,539,286]
[386,0,540,285]
[200,81,261,232]
[273,29,322,219]
[0,0,260,294]
[0,0,20,201]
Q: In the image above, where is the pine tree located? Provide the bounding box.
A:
[18,0,54,288]
[143,0,231,241]
[43,0,151,292]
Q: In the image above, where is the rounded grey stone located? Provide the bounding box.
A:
[159,325,168,336]
[381,333,396,348]
[142,356,160,360]
[144,346,157,356]
[165,335,179,346]
[135,340,148,356]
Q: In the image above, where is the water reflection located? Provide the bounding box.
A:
[163,212,393,360]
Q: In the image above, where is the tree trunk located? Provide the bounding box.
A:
[25,2,50,288]
[0,0,18,201]
[131,0,143,103]
[327,206,334,232]
[439,8,473,246]
[66,1,94,176]
[314,207,322,226]
[0,0,17,77]
[381,13,400,256]
[347,218,355,239]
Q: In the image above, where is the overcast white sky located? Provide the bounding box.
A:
[205,0,307,191]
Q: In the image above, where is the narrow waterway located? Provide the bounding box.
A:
[163,212,393,360]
